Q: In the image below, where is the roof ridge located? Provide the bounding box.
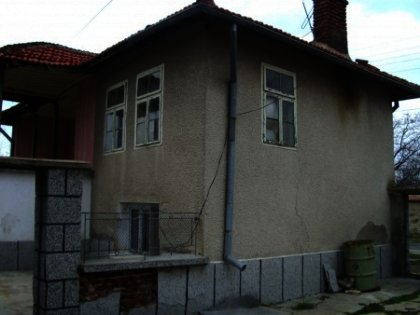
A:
[0,41,96,57]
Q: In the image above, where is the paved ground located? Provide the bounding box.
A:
[0,272,419,315]
[203,278,420,315]
[0,272,32,315]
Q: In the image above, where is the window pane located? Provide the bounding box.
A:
[280,73,294,96]
[137,102,147,120]
[266,118,279,143]
[266,69,281,91]
[148,98,160,142]
[282,100,295,146]
[107,85,125,108]
[136,122,146,145]
[136,102,147,145]
[149,71,161,92]
[265,96,279,119]
[114,109,124,149]
[137,71,161,97]
[105,132,113,151]
[106,112,114,131]
[282,100,294,124]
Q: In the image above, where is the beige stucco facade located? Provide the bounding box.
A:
[91,20,395,261]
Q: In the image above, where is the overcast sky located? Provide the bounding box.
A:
[1,0,420,115]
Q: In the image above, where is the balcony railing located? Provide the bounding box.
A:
[82,211,199,261]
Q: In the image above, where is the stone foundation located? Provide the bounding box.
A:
[79,244,392,315]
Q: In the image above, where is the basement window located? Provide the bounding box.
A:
[135,65,164,147]
[262,64,296,147]
[104,81,127,153]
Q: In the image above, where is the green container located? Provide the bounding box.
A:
[344,240,377,291]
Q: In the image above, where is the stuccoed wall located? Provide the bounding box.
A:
[91,22,208,255]
[202,26,394,259]
[0,169,35,241]
[91,19,394,261]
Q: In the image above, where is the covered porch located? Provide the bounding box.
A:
[0,42,96,162]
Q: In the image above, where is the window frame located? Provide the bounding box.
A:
[134,65,164,148]
[261,63,297,148]
[104,80,128,154]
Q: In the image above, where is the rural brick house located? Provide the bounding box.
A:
[1,0,420,314]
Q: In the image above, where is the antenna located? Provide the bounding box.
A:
[301,1,313,32]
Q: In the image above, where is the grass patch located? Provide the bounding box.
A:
[292,302,316,310]
[347,290,420,314]
[409,252,420,259]
[382,290,420,305]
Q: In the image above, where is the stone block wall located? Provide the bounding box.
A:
[78,244,392,315]
[34,169,83,315]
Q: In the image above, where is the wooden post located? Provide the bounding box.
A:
[53,101,59,158]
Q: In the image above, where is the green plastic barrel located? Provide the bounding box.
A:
[344,240,377,291]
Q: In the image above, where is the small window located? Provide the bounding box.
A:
[262,65,296,147]
[135,65,163,147]
[104,81,127,152]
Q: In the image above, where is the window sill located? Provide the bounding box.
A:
[81,253,209,273]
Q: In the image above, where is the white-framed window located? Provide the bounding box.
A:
[135,65,164,147]
[262,64,297,147]
[104,81,127,153]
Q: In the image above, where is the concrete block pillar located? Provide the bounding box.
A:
[34,169,83,315]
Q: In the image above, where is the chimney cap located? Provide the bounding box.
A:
[196,0,216,5]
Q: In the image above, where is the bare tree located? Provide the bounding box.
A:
[0,125,11,157]
[394,113,420,186]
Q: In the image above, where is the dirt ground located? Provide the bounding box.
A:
[0,271,32,315]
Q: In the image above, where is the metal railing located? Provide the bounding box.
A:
[81,211,198,261]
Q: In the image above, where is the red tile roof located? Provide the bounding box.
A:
[0,42,96,67]
[91,0,420,96]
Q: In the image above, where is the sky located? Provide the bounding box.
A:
[0,0,420,152]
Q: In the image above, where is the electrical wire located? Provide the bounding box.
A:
[75,0,114,36]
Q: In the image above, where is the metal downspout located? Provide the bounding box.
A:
[224,23,246,271]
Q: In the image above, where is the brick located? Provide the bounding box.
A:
[44,197,81,224]
[66,170,83,197]
[47,169,66,196]
[283,255,302,301]
[303,253,321,296]
[45,253,80,280]
[187,264,214,315]
[214,262,240,306]
[64,225,81,252]
[158,268,187,315]
[65,280,79,307]
[261,257,282,305]
[240,260,260,302]
[42,225,64,252]
[46,281,64,309]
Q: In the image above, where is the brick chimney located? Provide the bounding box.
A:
[196,0,215,5]
[312,0,349,56]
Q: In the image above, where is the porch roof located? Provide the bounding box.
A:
[0,42,95,104]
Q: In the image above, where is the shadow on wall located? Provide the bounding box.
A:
[356,221,388,244]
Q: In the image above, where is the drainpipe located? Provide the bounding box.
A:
[224,23,246,272]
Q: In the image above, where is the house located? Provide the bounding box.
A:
[1,0,420,313]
